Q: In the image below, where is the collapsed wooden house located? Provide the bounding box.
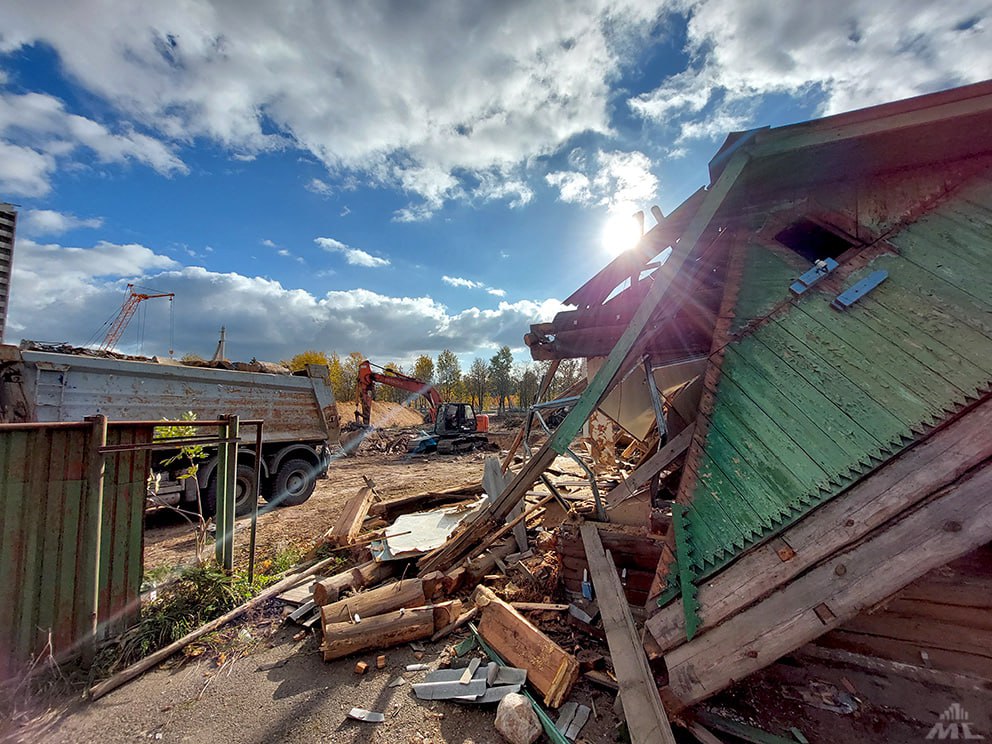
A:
[515,80,992,720]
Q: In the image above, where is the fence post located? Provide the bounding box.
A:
[81,414,107,666]
[214,415,238,571]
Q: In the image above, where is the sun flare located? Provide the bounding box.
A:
[601,210,643,257]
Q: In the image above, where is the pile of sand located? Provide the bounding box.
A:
[339,400,428,429]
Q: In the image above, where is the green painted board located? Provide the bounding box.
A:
[731,243,806,335]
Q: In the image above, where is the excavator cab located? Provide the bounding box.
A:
[434,402,477,436]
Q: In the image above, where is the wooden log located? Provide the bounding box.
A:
[432,599,463,630]
[320,579,426,626]
[646,399,992,652]
[420,571,446,600]
[324,485,376,547]
[473,585,579,708]
[580,523,676,744]
[322,606,436,662]
[463,537,518,585]
[312,559,397,606]
[368,483,483,520]
[663,462,992,707]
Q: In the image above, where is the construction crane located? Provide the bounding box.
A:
[100,284,175,352]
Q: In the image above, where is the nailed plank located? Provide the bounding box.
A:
[646,398,992,652]
[321,600,462,662]
[473,585,579,708]
[580,523,676,744]
[664,461,992,706]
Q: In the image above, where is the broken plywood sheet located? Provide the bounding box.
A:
[371,499,485,561]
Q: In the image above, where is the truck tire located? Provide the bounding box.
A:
[203,464,258,518]
[268,458,316,507]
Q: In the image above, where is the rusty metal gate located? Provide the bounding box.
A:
[0,418,152,679]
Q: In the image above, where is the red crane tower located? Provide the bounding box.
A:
[100,284,175,352]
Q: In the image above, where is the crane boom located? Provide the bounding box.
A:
[357,360,442,425]
[100,284,175,352]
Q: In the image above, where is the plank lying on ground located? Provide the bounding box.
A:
[312,559,398,606]
[320,578,426,625]
[473,585,579,708]
[646,398,992,653]
[580,523,676,744]
[322,600,463,661]
[605,425,694,507]
[664,462,992,707]
[323,485,376,547]
[89,554,342,700]
[368,482,484,521]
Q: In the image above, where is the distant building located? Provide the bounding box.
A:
[0,203,15,344]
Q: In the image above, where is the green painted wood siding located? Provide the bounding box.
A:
[682,175,992,576]
[0,422,150,679]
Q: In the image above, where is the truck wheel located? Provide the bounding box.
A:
[268,458,316,507]
[203,464,258,518]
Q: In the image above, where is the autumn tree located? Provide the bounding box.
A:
[489,345,515,413]
[542,358,583,400]
[284,349,330,372]
[326,352,348,401]
[465,358,489,410]
[341,352,365,403]
[412,355,435,386]
[435,349,461,401]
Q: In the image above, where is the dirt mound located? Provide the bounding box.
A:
[339,400,428,429]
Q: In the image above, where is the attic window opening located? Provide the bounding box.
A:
[775,219,856,263]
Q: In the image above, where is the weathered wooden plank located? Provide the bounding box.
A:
[647,398,992,651]
[474,585,579,708]
[580,523,676,744]
[325,485,376,547]
[320,579,426,626]
[815,631,992,680]
[664,461,992,706]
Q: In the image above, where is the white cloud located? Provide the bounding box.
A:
[442,275,507,298]
[631,0,992,141]
[0,0,661,212]
[547,149,658,211]
[261,238,277,248]
[0,89,186,196]
[19,208,104,237]
[306,177,333,196]
[314,236,390,268]
[442,276,483,290]
[7,237,562,361]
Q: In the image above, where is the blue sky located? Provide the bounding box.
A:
[1,1,989,369]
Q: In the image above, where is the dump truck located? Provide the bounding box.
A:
[0,343,342,516]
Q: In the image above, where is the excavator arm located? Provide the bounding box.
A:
[357,360,442,426]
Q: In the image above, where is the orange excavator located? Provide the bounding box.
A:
[355,360,491,454]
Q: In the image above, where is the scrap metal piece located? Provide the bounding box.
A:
[412,678,487,701]
[831,270,888,310]
[347,708,385,723]
[453,684,523,704]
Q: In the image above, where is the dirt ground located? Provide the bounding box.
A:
[143,448,490,575]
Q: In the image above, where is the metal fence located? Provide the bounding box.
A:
[0,418,151,679]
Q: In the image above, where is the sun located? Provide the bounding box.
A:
[600,210,643,257]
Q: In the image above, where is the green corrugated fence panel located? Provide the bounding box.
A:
[679,177,992,581]
[0,422,151,679]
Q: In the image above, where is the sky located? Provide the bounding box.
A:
[1,0,990,369]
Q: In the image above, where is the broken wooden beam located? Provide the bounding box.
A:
[312,559,397,606]
[605,425,694,507]
[580,522,677,744]
[320,578,426,625]
[323,484,376,547]
[473,585,579,708]
[321,600,463,661]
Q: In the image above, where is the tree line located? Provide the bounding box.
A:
[282,346,582,414]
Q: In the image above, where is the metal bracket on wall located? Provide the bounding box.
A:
[672,504,702,640]
[789,258,839,296]
[831,269,888,310]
